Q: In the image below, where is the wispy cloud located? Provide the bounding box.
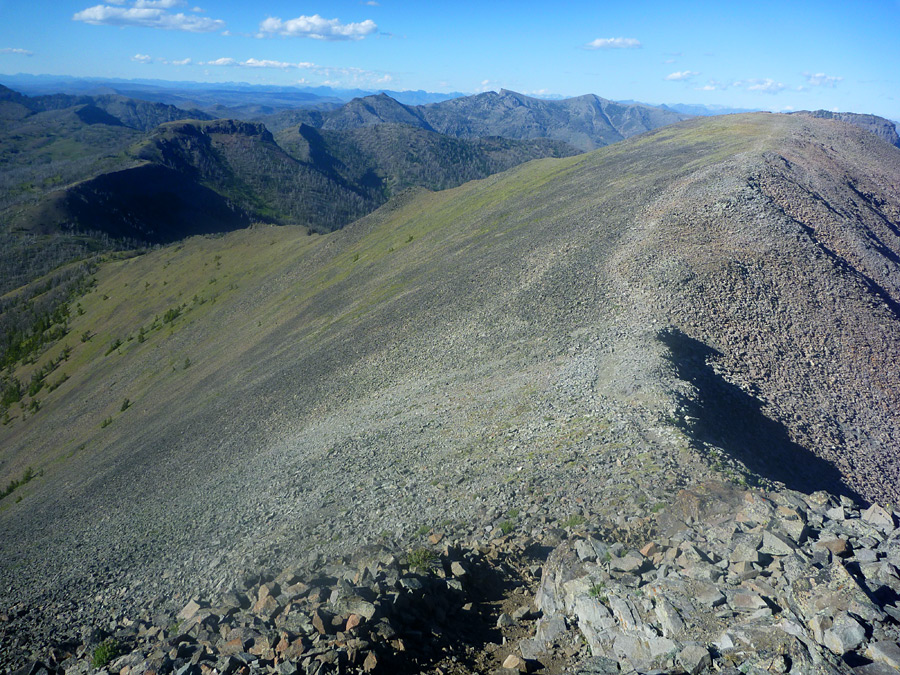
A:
[204,57,237,66]
[665,70,698,81]
[132,53,152,63]
[162,57,192,65]
[258,14,377,40]
[202,56,390,86]
[697,80,728,91]
[803,72,842,87]
[133,0,185,7]
[203,57,314,69]
[73,2,224,32]
[585,37,641,50]
[735,78,786,94]
[363,1,380,5]
[0,47,33,55]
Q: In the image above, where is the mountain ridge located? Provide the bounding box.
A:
[2,118,900,671]
[282,89,692,152]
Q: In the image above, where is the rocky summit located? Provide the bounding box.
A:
[2,113,900,675]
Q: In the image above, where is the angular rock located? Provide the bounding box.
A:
[816,538,851,557]
[678,643,711,674]
[862,504,896,530]
[729,541,761,564]
[866,641,900,670]
[177,600,203,622]
[822,612,865,655]
[760,530,796,556]
[497,612,517,628]
[728,590,767,612]
[654,598,685,637]
[609,552,645,574]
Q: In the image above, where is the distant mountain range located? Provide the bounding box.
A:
[0,84,579,293]
[275,89,692,152]
[4,80,898,303]
[0,73,465,116]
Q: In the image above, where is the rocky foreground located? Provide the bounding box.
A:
[5,479,900,675]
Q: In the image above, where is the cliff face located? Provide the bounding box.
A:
[794,109,900,147]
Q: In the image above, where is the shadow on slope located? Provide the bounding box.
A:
[659,328,862,503]
[22,163,252,243]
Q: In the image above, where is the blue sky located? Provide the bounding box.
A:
[1,0,898,119]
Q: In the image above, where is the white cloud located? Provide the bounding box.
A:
[697,80,728,91]
[133,0,185,7]
[585,37,641,50]
[665,70,698,81]
[736,78,786,94]
[803,72,842,87]
[364,1,380,5]
[0,47,33,55]
[132,53,152,63]
[204,57,314,69]
[164,57,192,65]
[258,14,377,40]
[202,55,390,86]
[72,4,224,32]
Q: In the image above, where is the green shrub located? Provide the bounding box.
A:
[499,520,515,535]
[91,638,120,668]
[0,466,42,501]
[100,417,112,429]
[120,398,131,412]
[162,307,181,323]
[561,514,586,528]
[407,548,438,572]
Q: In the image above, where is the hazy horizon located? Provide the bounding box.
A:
[0,0,897,119]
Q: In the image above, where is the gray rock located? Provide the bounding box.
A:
[574,595,613,628]
[759,530,797,556]
[654,598,685,637]
[694,586,726,608]
[497,612,517,628]
[608,595,641,631]
[576,539,598,562]
[728,590,767,612]
[534,615,567,646]
[729,541,761,564]
[855,548,879,564]
[866,641,900,670]
[823,612,866,655]
[826,506,846,521]
[853,664,900,675]
[570,655,619,674]
[678,643,711,674]
[609,552,645,574]
[862,505,896,531]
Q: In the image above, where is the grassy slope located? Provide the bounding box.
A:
[0,114,781,497]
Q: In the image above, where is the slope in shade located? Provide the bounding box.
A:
[24,163,251,243]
